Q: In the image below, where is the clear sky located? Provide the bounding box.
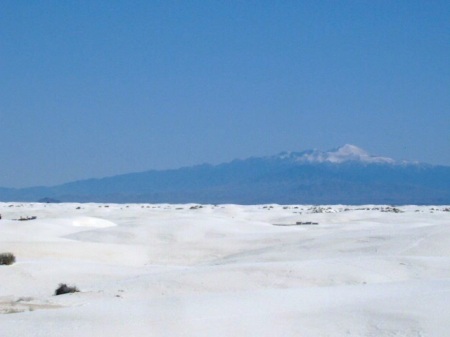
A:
[1,1,449,188]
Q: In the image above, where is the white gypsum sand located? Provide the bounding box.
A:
[0,203,449,336]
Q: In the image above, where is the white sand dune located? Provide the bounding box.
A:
[71,216,117,228]
[0,203,449,336]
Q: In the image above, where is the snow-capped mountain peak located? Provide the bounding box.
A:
[324,144,395,164]
[277,144,396,164]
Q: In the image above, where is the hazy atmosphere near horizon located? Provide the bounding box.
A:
[1,1,449,188]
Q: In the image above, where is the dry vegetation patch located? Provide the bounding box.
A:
[0,253,16,265]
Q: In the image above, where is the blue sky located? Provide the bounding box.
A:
[1,1,449,187]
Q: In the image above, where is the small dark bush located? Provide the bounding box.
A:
[0,253,16,265]
[55,283,79,296]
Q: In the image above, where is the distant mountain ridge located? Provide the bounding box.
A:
[1,145,449,204]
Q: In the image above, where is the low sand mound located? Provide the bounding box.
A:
[71,217,117,228]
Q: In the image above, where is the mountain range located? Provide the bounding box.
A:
[1,145,449,204]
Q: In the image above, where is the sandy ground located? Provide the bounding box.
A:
[0,203,449,336]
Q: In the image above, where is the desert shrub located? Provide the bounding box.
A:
[55,283,79,296]
[0,253,16,265]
